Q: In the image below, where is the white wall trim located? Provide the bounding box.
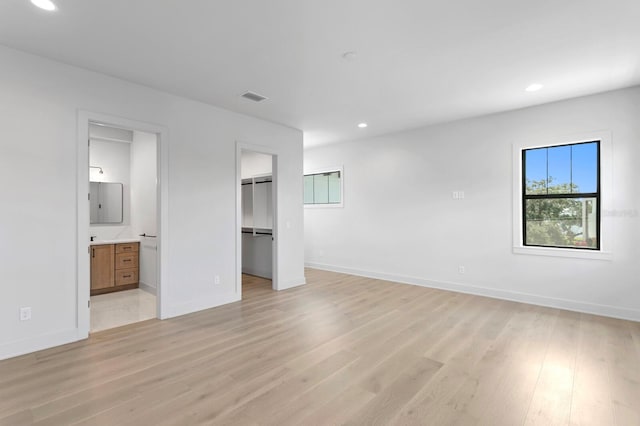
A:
[512,246,612,260]
[278,277,307,291]
[303,165,344,208]
[77,111,170,339]
[241,267,272,280]
[236,141,281,292]
[305,262,640,322]
[511,130,613,260]
[0,329,80,361]
[163,293,241,319]
[138,282,157,296]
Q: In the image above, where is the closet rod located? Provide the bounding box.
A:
[241,230,272,236]
[241,180,272,186]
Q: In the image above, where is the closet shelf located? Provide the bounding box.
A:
[242,227,272,236]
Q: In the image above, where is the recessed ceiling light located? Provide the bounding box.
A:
[31,0,56,11]
[525,83,543,92]
[358,123,368,128]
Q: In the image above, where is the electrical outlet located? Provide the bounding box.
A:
[20,307,31,321]
[214,275,220,285]
[458,191,465,199]
[452,191,465,200]
[458,265,466,274]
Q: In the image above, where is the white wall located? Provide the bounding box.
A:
[241,150,273,179]
[90,124,133,143]
[242,234,273,279]
[305,86,640,321]
[130,130,158,292]
[0,45,304,360]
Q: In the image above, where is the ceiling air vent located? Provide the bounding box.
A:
[241,91,268,102]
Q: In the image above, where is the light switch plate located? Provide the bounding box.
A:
[20,307,31,321]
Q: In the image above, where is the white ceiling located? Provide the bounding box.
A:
[1,1,639,147]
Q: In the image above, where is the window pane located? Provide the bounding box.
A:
[303,175,314,204]
[525,197,597,249]
[571,142,598,193]
[313,174,329,204]
[580,198,598,248]
[328,171,341,203]
[547,145,571,194]
[524,148,547,194]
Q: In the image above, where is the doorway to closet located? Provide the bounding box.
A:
[240,149,277,295]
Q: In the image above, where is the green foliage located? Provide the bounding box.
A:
[525,177,585,247]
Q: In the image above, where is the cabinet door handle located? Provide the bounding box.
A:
[123,259,131,262]
[92,248,95,258]
[123,274,132,278]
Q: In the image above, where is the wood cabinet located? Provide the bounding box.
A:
[90,244,114,291]
[91,242,139,295]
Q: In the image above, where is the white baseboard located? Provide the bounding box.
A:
[305,261,640,322]
[277,276,306,291]
[162,292,241,319]
[242,267,273,280]
[0,328,81,361]
[139,281,157,295]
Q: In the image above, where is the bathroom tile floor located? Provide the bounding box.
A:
[90,288,156,333]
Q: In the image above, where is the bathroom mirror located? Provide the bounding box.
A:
[90,182,123,224]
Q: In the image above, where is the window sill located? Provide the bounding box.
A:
[304,203,343,209]
[513,246,612,260]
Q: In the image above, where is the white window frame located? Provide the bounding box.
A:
[512,130,612,260]
[304,166,344,208]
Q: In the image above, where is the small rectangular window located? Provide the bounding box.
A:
[522,141,600,250]
[304,169,342,206]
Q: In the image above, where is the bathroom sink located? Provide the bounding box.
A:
[90,238,140,245]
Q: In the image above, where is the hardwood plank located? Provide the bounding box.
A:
[524,310,581,426]
[347,356,442,425]
[603,317,640,425]
[395,304,556,425]
[472,306,558,425]
[0,409,33,426]
[153,367,295,426]
[291,383,376,426]
[569,314,615,426]
[0,269,638,425]
[217,350,360,423]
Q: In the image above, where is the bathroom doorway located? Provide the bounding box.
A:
[237,146,278,296]
[77,112,168,337]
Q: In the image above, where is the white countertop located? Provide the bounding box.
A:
[90,238,140,246]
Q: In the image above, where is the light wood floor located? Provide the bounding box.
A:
[1,269,639,425]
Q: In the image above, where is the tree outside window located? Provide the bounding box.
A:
[523,141,599,250]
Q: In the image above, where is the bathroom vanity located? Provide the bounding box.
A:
[90,241,140,295]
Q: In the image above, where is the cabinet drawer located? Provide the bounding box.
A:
[115,268,138,286]
[116,252,139,270]
[116,243,139,254]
